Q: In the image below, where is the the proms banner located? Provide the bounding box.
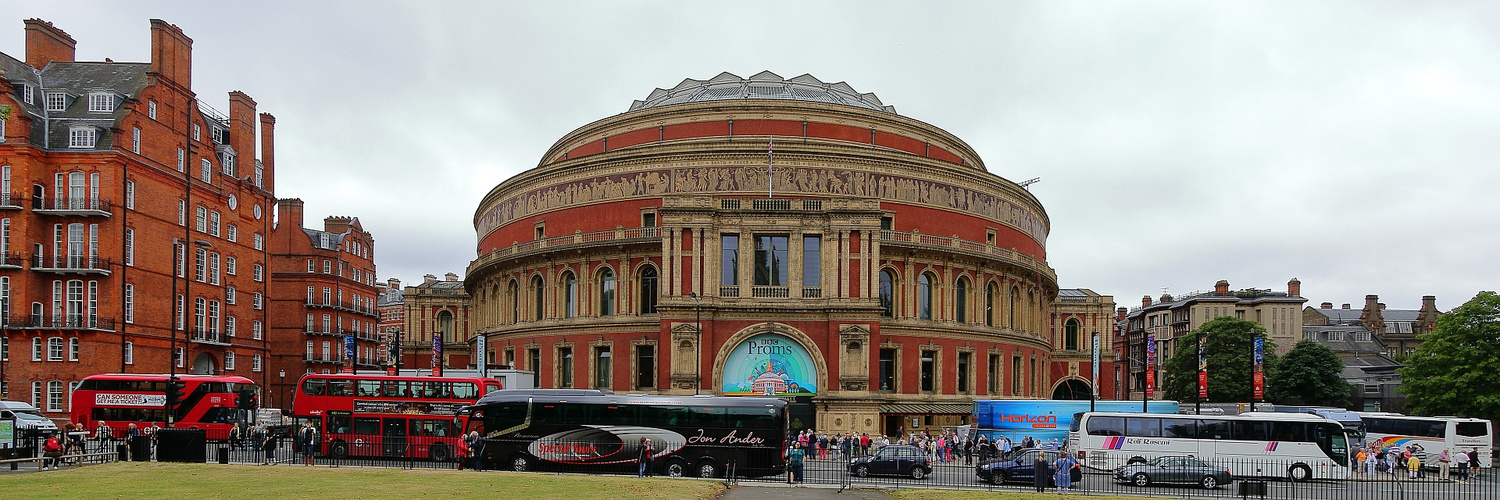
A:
[721,334,816,396]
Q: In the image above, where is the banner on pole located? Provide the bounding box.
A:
[1091,334,1101,398]
[1145,334,1156,399]
[342,335,356,374]
[431,333,444,377]
[1253,338,1264,400]
[476,334,488,380]
[1197,335,1207,399]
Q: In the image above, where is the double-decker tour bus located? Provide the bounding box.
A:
[71,373,259,439]
[1070,411,1350,481]
[1356,412,1492,467]
[456,389,788,478]
[290,373,503,462]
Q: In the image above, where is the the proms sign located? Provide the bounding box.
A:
[721,334,816,396]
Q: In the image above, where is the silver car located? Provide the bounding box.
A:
[1114,456,1234,489]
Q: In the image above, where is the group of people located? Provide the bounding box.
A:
[1355,443,1481,481]
[790,430,879,460]
[1034,450,1084,492]
[456,431,485,471]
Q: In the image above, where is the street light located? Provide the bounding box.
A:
[168,238,212,426]
[688,292,702,395]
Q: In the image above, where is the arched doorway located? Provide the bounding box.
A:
[1051,378,1092,400]
[192,352,218,375]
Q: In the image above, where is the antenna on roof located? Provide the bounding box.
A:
[1018,177,1041,190]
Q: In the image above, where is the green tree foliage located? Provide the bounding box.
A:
[1268,339,1351,407]
[1399,291,1500,423]
[1162,317,1278,403]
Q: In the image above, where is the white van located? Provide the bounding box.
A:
[0,401,60,433]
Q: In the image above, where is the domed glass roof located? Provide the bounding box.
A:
[629,71,896,114]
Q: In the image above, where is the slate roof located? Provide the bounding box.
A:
[377,287,403,307]
[629,71,896,115]
[1,54,155,150]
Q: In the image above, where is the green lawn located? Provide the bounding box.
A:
[0,462,725,500]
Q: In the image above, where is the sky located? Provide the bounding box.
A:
[7,1,1498,312]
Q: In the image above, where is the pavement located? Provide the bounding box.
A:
[720,484,893,500]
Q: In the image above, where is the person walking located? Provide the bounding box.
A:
[637,437,654,478]
[94,420,113,453]
[1454,449,1469,481]
[1437,449,1452,480]
[1468,449,1480,480]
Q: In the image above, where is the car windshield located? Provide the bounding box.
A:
[14,411,50,421]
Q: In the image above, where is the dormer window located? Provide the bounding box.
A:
[88,93,115,112]
[46,92,67,111]
[21,84,34,104]
[210,125,224,145]
[68,126,98,149]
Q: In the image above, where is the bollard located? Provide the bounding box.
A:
[217,446,229,464]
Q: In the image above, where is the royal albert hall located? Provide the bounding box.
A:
[466,71,1092,435]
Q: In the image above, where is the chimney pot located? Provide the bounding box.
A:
[1342,303,1350,309]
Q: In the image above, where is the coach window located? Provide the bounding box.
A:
[1198,419,1231,440]
[1162,419,1196,438]
[328,379,352,396]
[356,380,380,397]
[1086,416,1125,436]
[1125,417,1161,437]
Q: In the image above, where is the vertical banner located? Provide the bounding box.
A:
[1197,335,1208,399]
[1091,334,1100,398]
[1145,334,1156,399]
[476,334,488,380]
[1252,338,1264,400]
[342,335,356,374]
[431,333,444,377]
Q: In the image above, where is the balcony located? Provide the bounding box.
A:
[877,229,1055,282]
[470,226,660,275]
[189,329,230,346]
[304,355,341,365]
[0,252,23,269]
[5,315,116,330]
[303,300,379,318]
[31,196,112,217]
[304,329,343,338]
[750,286,789,298]
[0,192,23,210]
[31,255,113,275]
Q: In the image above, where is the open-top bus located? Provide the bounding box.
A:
[71,373,258,439]
[458,389,787,478]
[1356,412,1491,467]
[1070,411,1350,481]
[291,373,502,462]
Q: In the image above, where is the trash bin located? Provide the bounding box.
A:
[129,435,150,462]
[217,446,229,464]
[1237,480,1268,497]
[116,443,128,462]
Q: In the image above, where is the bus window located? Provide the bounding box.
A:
[593,405,637,426]
[1197,419,1231,440]
[328,379,353,397]
[1232,420,1270,441]
[532,404,562,425]
[1456,422,1488,437]
[1423,421,1446,438]
[353,417,381,435]
[640,406,687,426]
[1162,419,1196,438]
[356,380,381,397]
[486,403,527,432]
[302,378,327,396]
[689,407,725,428]
[1126,417,1160,437]
[1086,416,1125,436]
[381,381,403,397]
[413,419,455,437]
[1273,422,1308,442]
[727,407,775,429]
[293,416,322,432]
[453,383,477,399]
[329,413,352,433]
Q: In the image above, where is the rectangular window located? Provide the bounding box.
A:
[124,284,134,323]
[957,351,971,393]
[721,234,739,286]
[594,346,611,389]
[528,349,541,388]
[253,234,263,251]
[124,181,135,210]
[31,381,41,409]
[878,348,897,391]
[226,286,236,305]
[254,264,264,282]
[195,206,207,232]
[194,248,206,282]
[46,92,67,111]
[634,344,655,389]
[253,354,262,372]
[306,341,314,360]
[68,338,78,361]
[253,321,262,340]
[1011,356,1022,396]
[124,341,134,365]
[558,347,574,388]
[123,228,134,266]
[48,337,63,361]
[200,158,211,182]
[48,381,64,412]
[131,127,141,154]
[226,256,236,276]
[224,351,236,370]
[988,354,1001,395]
[920,350,936,392]
[802,235,821,287]
[752,235,788,286]
[253,293,263,310]
[209,211,221,236]
[68,127,97,148]
[177,148,185,171]
[148,100,157,119]
[88,93,114,112]
[227,225,237,242]
[178,200,186,226]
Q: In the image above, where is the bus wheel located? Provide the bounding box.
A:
[510,454,533,472]
[663,458,687,478]
[696,460,720,478]
[1288,464,1312,482]
[429,444,450,463]
[329,440,349,459]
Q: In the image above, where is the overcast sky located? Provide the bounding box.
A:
[8,1,1498,312]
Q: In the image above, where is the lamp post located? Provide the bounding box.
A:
[278,369,286,409]
[168,238,212,426]
[688,292,701,395]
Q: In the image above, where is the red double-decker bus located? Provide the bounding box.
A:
[291,373,502,462]
[71,373,259,438]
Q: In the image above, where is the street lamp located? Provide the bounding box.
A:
[168,238,212,426]
[278,369,286,410]
[688,292,701,395]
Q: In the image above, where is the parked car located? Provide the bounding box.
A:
[1114,456,1233,489]
[975,448,1063,485]
[848,444,932,479]
[0,400,59,434]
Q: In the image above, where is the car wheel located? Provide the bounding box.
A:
[1133,472,1151,487]
[329,440,349,459]
[1200,475,1218,489]
[664,458,687,478]
[510,454,532,472]
[991,470,1008,485]
[1288,464,1312,482]
[696,460,720,478]
[429,444,450,463]
[854,465,870,477]
[910,466,927,480]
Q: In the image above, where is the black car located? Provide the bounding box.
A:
[975,448,1064,485]
[848,445,932,480]
[1113,456,1233,489]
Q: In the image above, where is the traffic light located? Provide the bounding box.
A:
[166,377,187,410]
[235,390,259,410]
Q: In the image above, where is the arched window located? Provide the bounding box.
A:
[1065,318,1080,351]
[491,284,500,324]
[437,311,454,343]
[638,266,658,314]
[562,272,577,318]
[598,268,615,316]
[879,270,894,318]
[955,277,969,323]
[918,273,934,320]
[1008,287,1020,329]
[531,275,545,321]
[985,283,997,327]
[508,280,519,324]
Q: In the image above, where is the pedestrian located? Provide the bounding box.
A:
[252,423,265,452]
[1468,449,1479,479]
[1454,449,1469,481]
[299,421,319,466]
[637,437,654,477]
[1437,449,1451,480]
[1407,453,1421,479]
[860,432,870,456]
[468,431,485,471]
[1032,451,1050,492]
[41,433,65,471]
[261,430,278,465]
[1363,448,1377,475]
[787,442,805,484]
[1055,451,1079,490]
[229,422,244,450]
[94,420,113,451]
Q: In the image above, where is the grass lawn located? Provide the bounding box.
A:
[0,462,725,500]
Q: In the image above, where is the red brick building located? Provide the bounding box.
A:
[265,200,380,406]
[0,19,276,415]
[464,72,1114,435]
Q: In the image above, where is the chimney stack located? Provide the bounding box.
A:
[1341,303,1350,309]
[24,19,75,70]
[388,278,401,290]
[1288,278,1301,297]
[445,273,459,282]
[1214,280,1230,295]
[149,19,193,88]
[258,113,275,191]
[1321,302,1333,309]
[277,198,304,231]
[1116,307,1127,321]
[228,92,257,178]
[1142,295,1152,307]
[1160,293,1172,303]
[423,274,437,285]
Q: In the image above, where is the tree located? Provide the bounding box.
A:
[1268,339,1351,407]
[1399,291,1500,424]
[1162,317,1278,403]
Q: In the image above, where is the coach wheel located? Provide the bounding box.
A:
[1200,475,1218,489]
[696,460,720,478]
[329,440,349,459]
[1288,463,1312,482]
[1132,473,1151,487]
[430,444,450,463]
[664,458,688,478]
[510,454,533,472]
[855,465,871,477]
